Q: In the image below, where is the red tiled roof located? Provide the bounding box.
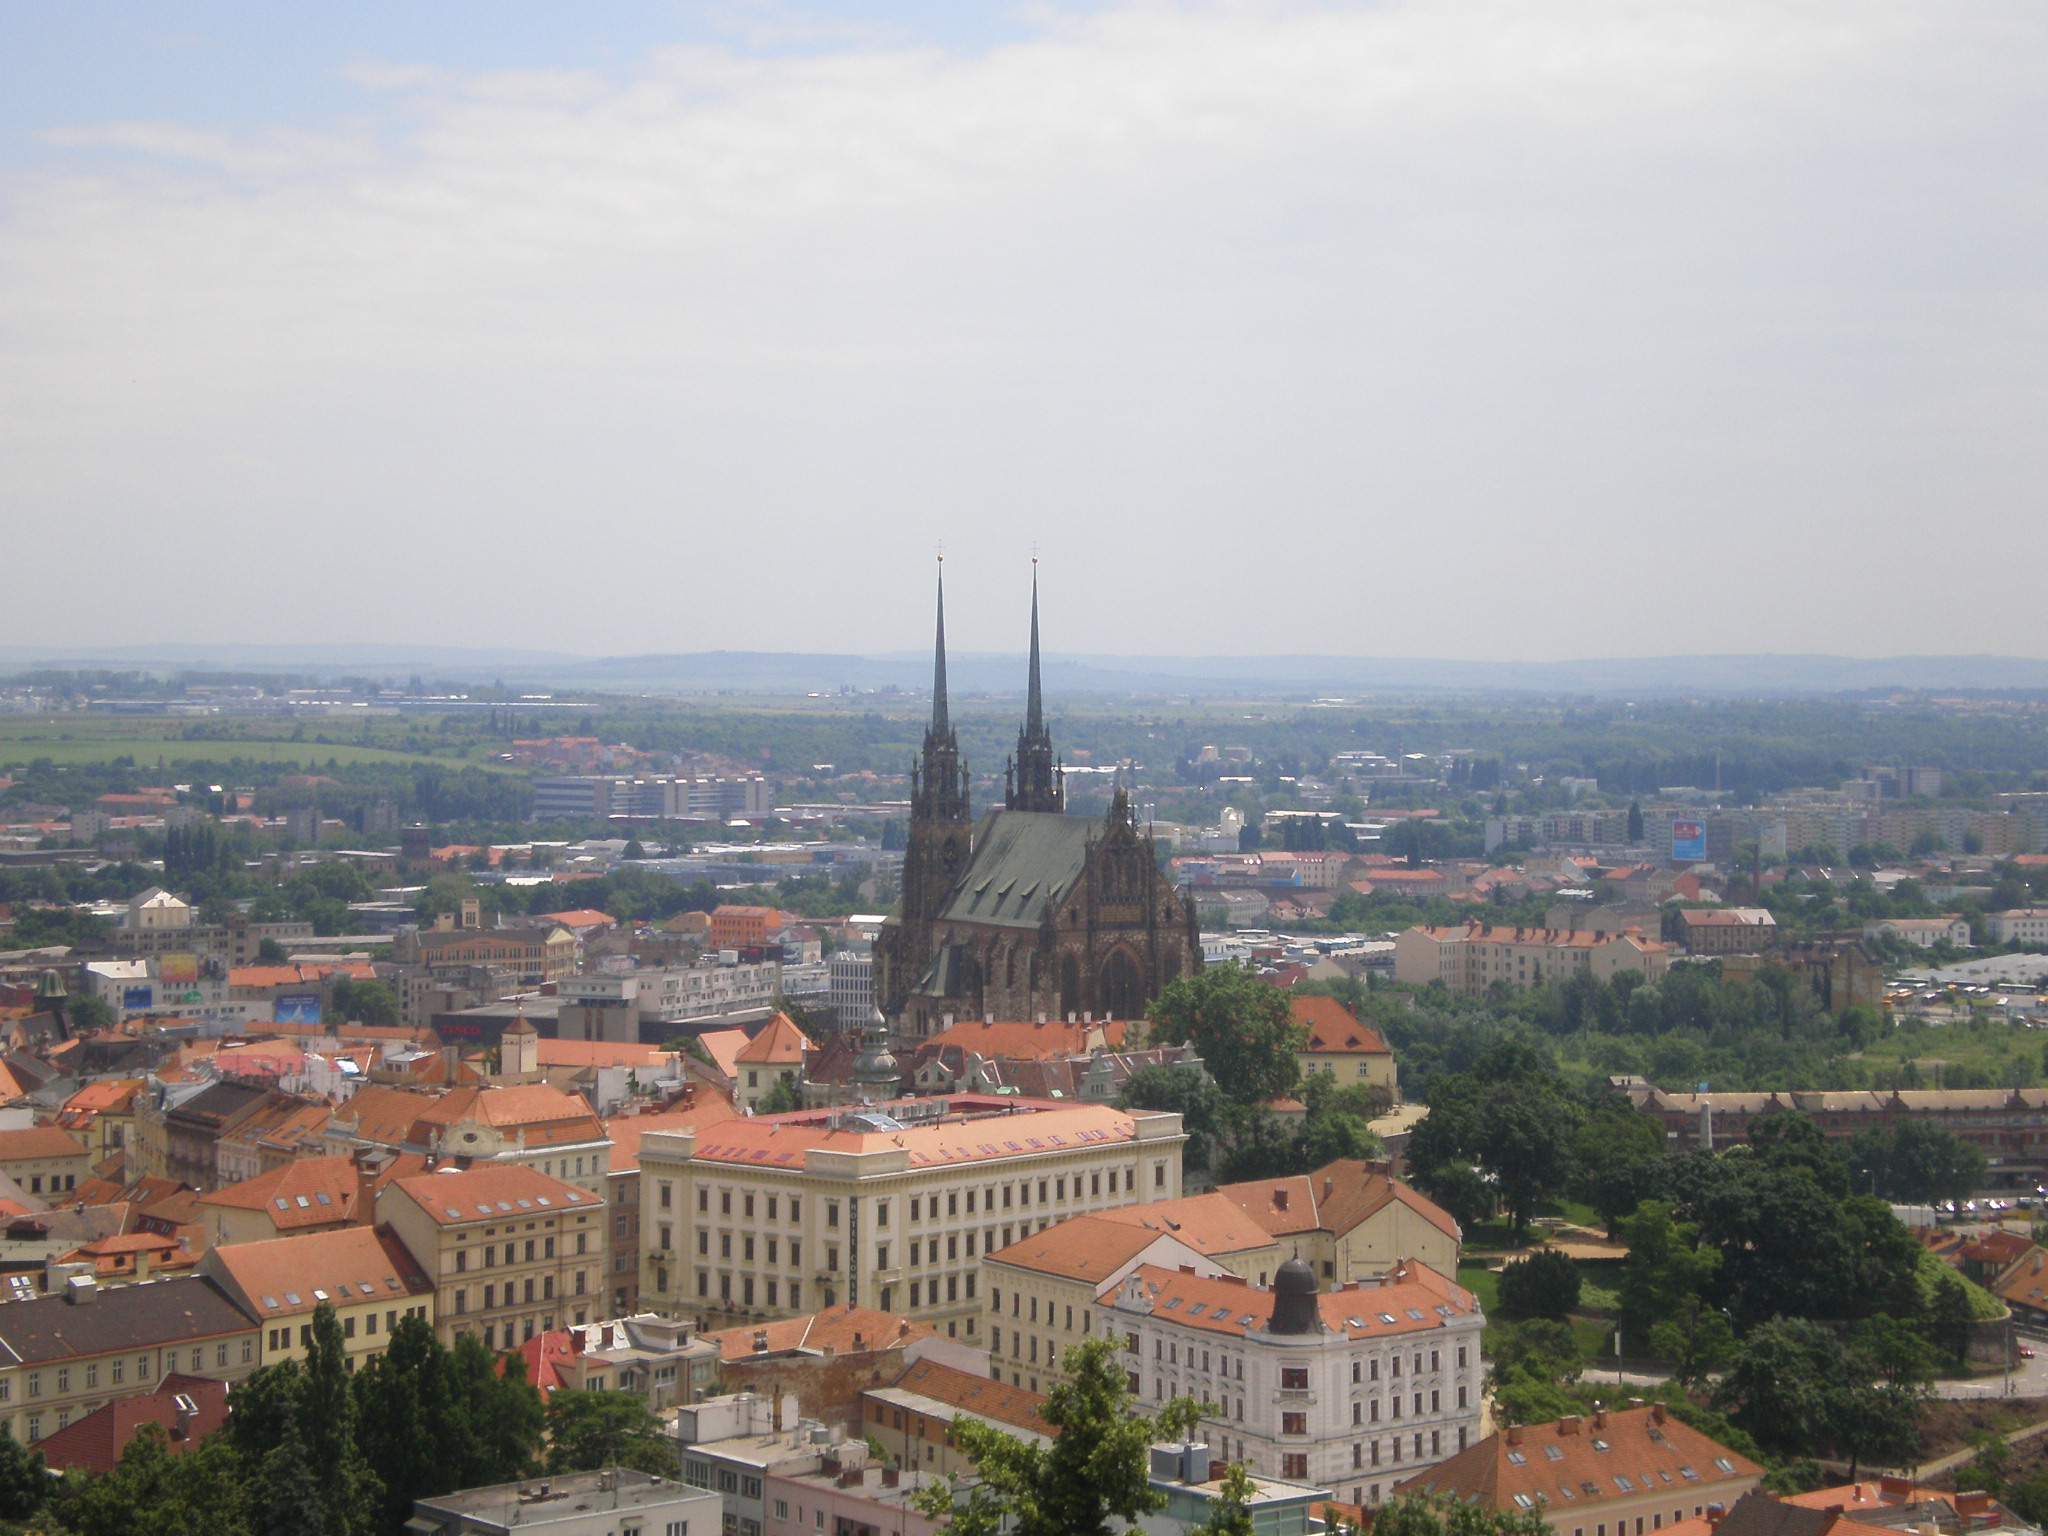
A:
[735,1013,813,1067]
[196,1156,361,1228]
[604,1100,737,1176]
[31,1374,229,1474]
[0,1126,90,1161]
[885,1358,1057,1439]
[201,1224,431,1320]
[704,1304,938,1363]
[383,1163,598,1227]
[925,1018,1133,1061]
[684,1098,1144,1173]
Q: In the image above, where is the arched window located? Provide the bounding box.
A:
[1099,950,1143,1021]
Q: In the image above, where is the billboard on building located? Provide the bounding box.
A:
[158,952,199,985]
[121,986,154,1011]
[1671,820,1708,863]
[274,992,322,1025]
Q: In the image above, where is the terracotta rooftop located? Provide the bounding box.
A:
[1395,1403,1761,1515]
[682,1097,1153,1173]
[735,1013,813,1067]
[1116,1260,1474,1341]
[1090,1190,1288,1258]
[986,1215,1188,1283]
[195,1155,362,1229]
[382,1163,599,1227]
[882,1357,1056,1439]
[1290,996,1390,1055]
[604,1100,737,1175]
[0,1126,90,1162]
[201,1224,431,1320]
[1213,1161,1461,1244]
[704,1304,939,1363]
[30,1373,229,1474]
[924,1017,1133,1061]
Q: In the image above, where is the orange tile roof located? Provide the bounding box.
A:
[684,1098,1147,1173]
[1290,996,1389,1055]
[535,1040,671,1070]
[60,1080,145,1117]
[1212,1161,1461,1244]
[694,1028,749,1080]
[334,1085,441,1145]
[704,1304,938,1363]
[202,1224,431,1320]
[925,1018,1132,1060]
[408,1084,607,1148]
[604,1100,737,1176]
[383,1163,600,1227]
[1395,1403,1761,1514]
[986,1215,1188,1282]
[1090,1191,1284,1258]
[0,1126,90,1162]
[195,1156,361,1228]
[31,1374,229,1474]
[1116,1259,1474,1340]
[536,909,616,930]
[885,1358,1056,1439]
[735,1013,813,1067]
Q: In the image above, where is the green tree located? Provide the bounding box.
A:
[255,937,290,965]
[1487,1319,1584,1426]
[1570,1096,1665,1236]
[910,1336,1170,1536]
[1850,1313,1940,1390]
[1648,1297,1736,1387]
[1121,1066,1230,1176]
[58,1424,253,1536]
[755,1076,798,1114]
[1627,802,1645,844]
[329,976,401,1030]
[1617,1202,1720,1342]
[1495,1249,1581,1322]
[1926,1272,1978,1367]
[544,1389,677,1477]
[1374,1491,1554,1536]
[1193,1461,1258,1536]
[0,1424,45,1523]
[1146,964,1306,1107]
[66,992,117,1032]
[1714,1317,1846,1461]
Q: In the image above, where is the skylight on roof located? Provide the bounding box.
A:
[1679,1467,1698,1481]
[1614,1476,1634,1491]
[286,1292,302,1305]
[1507,1452,1527,1466]
[273,1197,289,1211]
[1544,1446,1564,1462]
[263,1295,279,1309]
[536,1197,551,1207]
[1164,1298,1183,1310]
[1378,1314,1397,1324]
[1591,1439,1609,1452]
[1714,1459,1735,1474]
[1406,1309,1426,1321]
[515,1198,533,1210]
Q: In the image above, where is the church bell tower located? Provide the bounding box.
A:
[1004,564,1064,813]
[879,562,974,1020]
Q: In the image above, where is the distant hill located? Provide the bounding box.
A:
[3,643,2046,698]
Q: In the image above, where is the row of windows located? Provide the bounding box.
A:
[452,1234,585,1272]
[672,1165,1149,1229]
[452,1273,587,1312]
[0,1339,248,1403]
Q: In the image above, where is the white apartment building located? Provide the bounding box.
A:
[1102,1257,1484,1508]
[1989,910,2048,946]
[1863,916,1973,949]
[637,1096,1186,1339]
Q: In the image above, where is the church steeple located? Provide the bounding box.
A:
[1006,563,1064,813]
[912,560,968,824]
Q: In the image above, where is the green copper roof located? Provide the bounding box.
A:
[937,810,1096,931]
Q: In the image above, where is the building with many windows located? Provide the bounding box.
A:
[636,1095,1185,1338]
[1102,1257,1484,1506]
[0,1276,261,1447]
[376,1164,607,1349]
[198,1224,434,1369]
[1393,923,1671,995]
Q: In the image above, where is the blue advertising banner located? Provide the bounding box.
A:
[1671,820,1707,863]
[274,992,322,1025]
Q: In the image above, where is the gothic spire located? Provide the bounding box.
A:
[931,559,950,738]
[1024,564,1043,737]
[1006,560,1064,814]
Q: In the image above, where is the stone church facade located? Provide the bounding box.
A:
[876,568,1201,1041]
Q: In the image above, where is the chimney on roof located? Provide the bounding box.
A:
[1559,1415,1580,1436]
[1035,1013,1046,1024]
[1706,1505,1726,1527]
[1274,1189,1289,1212]
[1650,1403,1666,1425]
[853,1332,863,1349]
[1506,1425,1522,1446]
[1323,1178,1333,1200]
[1627,1397,1644,1410]
[1591,1407,1605,1430]
[753,1330,769,1354]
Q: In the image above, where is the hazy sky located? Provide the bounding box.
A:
[4,2,2045,661]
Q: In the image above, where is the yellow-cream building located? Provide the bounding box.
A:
[637,1094,1185,1339]
[198,1224,434,1369]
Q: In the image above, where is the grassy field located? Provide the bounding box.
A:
[0,717,515,773]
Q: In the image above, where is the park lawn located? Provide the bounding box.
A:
[1457,1262,1500,1313]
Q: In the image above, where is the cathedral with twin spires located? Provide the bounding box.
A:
[875,566,1201,1040]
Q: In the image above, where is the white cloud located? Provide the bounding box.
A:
[2,0,2044,659]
